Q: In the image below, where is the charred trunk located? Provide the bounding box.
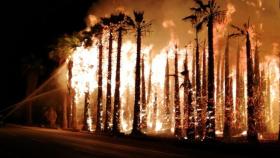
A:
[184,51,195,140]
[246,33,258,142]
[113,28,123,135]
[202,42,207,138]
[140,55,147,130]
[195,35,203,139]
[205,15,215,140]
[83,91,90,131]
[236,42,245,133]
[96,34,103,133]
[223,37,233,141]
[105,29,113,133]
[164,56,171,131]
[132,27,142,135]
[174,45,181,137]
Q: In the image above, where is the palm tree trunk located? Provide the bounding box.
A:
[223,37,233,141]
[152,94,158,131]
[67,60,73,129]
[164,56,171,131]
[174,45,181,137]
[216,49,222,132]
[236,42,246,134]
[68,59,77,130]
[184,51,195,140]
[205,15,215,140]
[192,48,196,93]
[202,42,207,138]
[96,35,103,133]
[83,91,90,131]
[254,44,265,134]
[147,65,152,104]
[141,55,147,130]
[246,33,258,142]
[236,42,241,133]
[113,28,123,135]
[132,27,142,135]
[195,34,203,139]
[105,29,113,133]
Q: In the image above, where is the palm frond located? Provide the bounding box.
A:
[193,0,208,11]
[195,16,208,32]
[182,15,197,21]
[133,10,144,23]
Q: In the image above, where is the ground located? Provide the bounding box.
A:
[0,124,279,158]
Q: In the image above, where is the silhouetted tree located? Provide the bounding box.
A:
[254,43,265,134]
[112,12,133,135]
[102,16,115,133]
[231,20,258,142]
[141,54,147,130]
[202,41,207,137]
[95,24,104,133]
[183,12,203,139]
[83,23,104,132]
[83,90,90,131]
[181,49,195,140]
[131,11,151,136]
[185,0,226,140]
[49,33,82,130]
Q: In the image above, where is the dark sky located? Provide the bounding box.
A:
[1,0,97,109]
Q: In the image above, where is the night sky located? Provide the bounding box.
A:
[1,0,97,109]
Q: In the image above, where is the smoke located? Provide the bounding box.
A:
[86,0,194,55]
[85,0,280,57]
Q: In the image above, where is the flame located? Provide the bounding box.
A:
[63,2,280,139]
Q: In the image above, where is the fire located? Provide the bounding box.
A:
[58,0,280,141]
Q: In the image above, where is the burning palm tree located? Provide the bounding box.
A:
[201,41,207,138]
[223,35,233,141]
[93,24,104,133]
[181,49,195,140]
[141,54,147,131]
[231,20,258,142]
[101,15,115,133]
[183,11,203,140]
[184,0,226,140]
[82,23,104,132]
[235,40,246,134]
[111,12,133,135]
[164,53,171,132]
[174,45,181,137]
[49,33,82,130]
[131,11,151,136]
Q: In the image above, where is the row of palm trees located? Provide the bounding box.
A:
[50,0,279,143]
[183,0,272,142]
[52,11,151,136]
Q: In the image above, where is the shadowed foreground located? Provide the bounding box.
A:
[0,124,278,158]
